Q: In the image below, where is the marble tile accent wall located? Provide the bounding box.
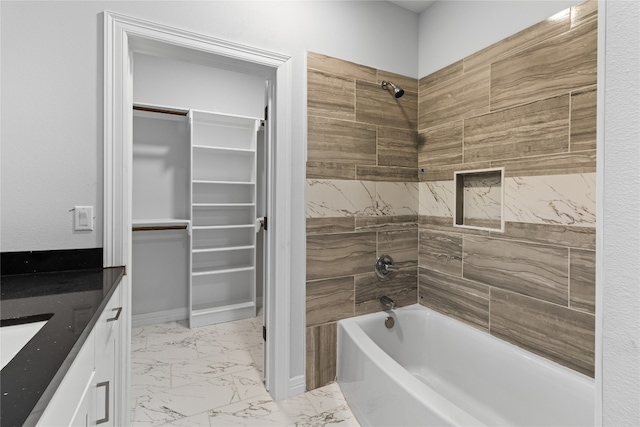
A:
[417,0,597,378]
[306,52,419,391]
[419,173,597,227]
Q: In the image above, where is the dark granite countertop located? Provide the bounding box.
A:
[0,267,125,427]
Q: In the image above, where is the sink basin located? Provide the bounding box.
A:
[1,314,52,370]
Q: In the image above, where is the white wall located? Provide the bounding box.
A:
[601,0,640,424]
[418,0,581,77]
[133,53,266,118]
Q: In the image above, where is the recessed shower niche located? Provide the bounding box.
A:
[454,167,504,232]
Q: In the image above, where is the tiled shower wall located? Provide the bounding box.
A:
[305,52,419,390]
[305,0,598,391]
[418,0,598,377]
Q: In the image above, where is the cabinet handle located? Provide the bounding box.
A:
[107,307,122,322]
[96,381,110,424]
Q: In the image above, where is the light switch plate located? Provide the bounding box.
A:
[74,206,94,231]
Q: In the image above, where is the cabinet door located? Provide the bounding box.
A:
[69,372,96,427]
[94,337,116,426]
[94,286,122,426]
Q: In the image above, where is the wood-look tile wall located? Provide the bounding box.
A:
[417,0,597,377]
[306,52,419,390]
[307,52,419,181]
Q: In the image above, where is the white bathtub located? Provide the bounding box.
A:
[337,304,594,427]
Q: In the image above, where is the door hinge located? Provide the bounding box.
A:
[263,216,267,231]
[263,325,266,341]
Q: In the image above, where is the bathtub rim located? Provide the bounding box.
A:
[337,303,595,426]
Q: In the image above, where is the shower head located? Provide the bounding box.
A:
[381,80,404,98]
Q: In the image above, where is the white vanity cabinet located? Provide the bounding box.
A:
[37,331,96,427]
[36,278,128,427]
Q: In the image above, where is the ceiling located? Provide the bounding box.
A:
[388,0,437,13]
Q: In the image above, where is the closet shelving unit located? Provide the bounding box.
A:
[189,110,260,328]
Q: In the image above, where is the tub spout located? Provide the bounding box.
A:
[380,295,397,310]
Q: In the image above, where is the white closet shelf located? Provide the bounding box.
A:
[192,203,255,208]
[192,265,255,276]
[193,180,255,185]
[192,145,255,154]
[192,245,254,254]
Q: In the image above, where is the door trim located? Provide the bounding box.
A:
[103,12,295,422]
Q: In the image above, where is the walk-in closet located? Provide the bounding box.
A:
[130,53,268,330]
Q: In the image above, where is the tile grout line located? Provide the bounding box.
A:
[461,234,465,280]
[568,247,572,308]
[488,286,492,334]
[568,91,573,153]
[462,118,465,164]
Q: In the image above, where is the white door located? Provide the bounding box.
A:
[256,107,270,386]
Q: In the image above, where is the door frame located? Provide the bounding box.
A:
[103,11,295,421]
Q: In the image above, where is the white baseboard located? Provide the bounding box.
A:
[132,307,188,328]
[289,374,306,397]
[190,301,256,328]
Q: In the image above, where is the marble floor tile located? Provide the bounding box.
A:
[248,344,264,375]
[133,375,239,426]
[305,382,348,414]
[131,316,360,427]
[158,411,211,427]
[134,340,200,365]
[131,360,172,399]
[132,320,191,339]
[212,327,264,349]
[172,349,256,388]
[232,368,267,401]
[195,334,262,359]
[132,334,148,352]
[209,392,317,426]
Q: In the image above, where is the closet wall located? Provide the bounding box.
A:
[131,53,267,326]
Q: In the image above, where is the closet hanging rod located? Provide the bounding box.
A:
[133,104,188,116]
[132,225,188,232]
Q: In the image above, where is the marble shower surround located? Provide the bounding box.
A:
[306,180,419,218]
[417,0,597,377]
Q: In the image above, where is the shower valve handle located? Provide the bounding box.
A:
[375,254,396,279]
